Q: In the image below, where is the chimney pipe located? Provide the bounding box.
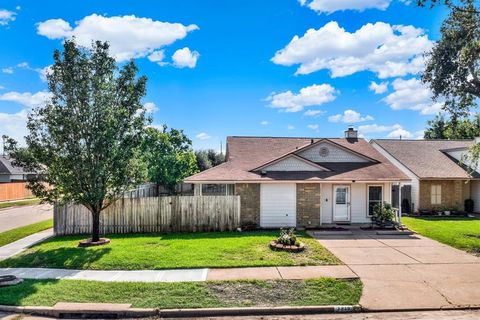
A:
[345,126,358,139]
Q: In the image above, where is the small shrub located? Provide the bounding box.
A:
[277,228,297,245]
[372,202,395,224]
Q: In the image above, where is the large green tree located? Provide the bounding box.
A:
[140,126,198,193]
[194,149,225,171]
[5,39,148,243]
[424,114,480,139]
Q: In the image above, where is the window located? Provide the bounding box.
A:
[201,184,235,196]
[431,185,441,205]
[335,187,347,204]
[368,186,383,216]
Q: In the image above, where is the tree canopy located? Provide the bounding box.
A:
[5,39,148,242]
[140,126,198,193]
[424,114,480,139]
[194,149,225,171]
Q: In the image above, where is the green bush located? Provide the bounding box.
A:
[372,202,395,223]
[277,228,297,245]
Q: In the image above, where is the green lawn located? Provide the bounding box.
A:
[0,198,41,209]
[0,231,340,270]
[0,219,53,247]
[403,216,480,254]
[0,278,361,308]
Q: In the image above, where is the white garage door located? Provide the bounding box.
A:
[260,184,296,228]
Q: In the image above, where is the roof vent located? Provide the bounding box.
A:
[345,126,358,139]
[310,138,314,144]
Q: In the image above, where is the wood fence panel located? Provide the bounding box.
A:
[0,182,34,201]
[54,195,241,236]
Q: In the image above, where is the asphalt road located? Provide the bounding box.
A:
[0,204,52,232]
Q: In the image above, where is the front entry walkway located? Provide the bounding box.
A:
[311,229,480,310]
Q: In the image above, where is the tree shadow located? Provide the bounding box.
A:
[0,279,60,306]
[0,247,111,269]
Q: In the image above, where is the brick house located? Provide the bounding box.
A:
[184,128,410,228]
[371,139,480,213]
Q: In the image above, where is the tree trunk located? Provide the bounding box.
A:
[91,209,101,242]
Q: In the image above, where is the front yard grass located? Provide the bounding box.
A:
[0,231,340,270]
[0,198,41,210]
[0,278,361,308]
[403,216,480,254]
[0,219,53,247]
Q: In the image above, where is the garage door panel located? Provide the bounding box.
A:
[260,184,296,228]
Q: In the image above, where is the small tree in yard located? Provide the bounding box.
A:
[140,126,198,194]
[5,39,148,244]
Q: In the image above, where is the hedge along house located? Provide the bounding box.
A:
[371,139,480,213]
[184,128,410,228]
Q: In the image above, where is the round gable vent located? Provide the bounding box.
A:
[319,146,329,157]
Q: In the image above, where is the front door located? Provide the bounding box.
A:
[333,185,350,222]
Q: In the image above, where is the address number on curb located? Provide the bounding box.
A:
[334,306,354,313]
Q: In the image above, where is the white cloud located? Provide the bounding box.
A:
[384,78,443,115]
[304,109,325,117]
[0,9,16,26]
[358,123,402,134]
[2,67,13,74]
[266,84,337,113]
[369,81,388,94]
[147,50,166,66]
[196,132,211,140]
[307,124,319,130]
[260,120,269,125]
[37,14,199,62]
[272,21,432,78]
[38,65,53,82]
[172,47,200,68]
[0,109,28,143]
[143,102,158,113]
[0,91,52,108]
[300,0,391,14]
[328,109,374,123]
[287,125,295,130]
[387,128,413,139]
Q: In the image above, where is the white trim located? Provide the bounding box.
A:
[296,139,377,163]
[254,154,331,172]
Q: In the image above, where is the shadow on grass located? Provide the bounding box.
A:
[0,279,59,306]
[0,247,111,269]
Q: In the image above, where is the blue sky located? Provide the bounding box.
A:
[0,0,447,150]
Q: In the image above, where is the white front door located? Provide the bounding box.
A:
[333,185,350,222]
[260,184,296,228]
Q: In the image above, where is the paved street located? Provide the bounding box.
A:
[312,230,480,310]
[0,204,52,232]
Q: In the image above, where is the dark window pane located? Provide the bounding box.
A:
[369,186,382,201]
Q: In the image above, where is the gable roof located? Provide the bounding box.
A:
[0,156,31,175]
[372,139,476,179]
[185,136,410,182]
[253,153,331,172]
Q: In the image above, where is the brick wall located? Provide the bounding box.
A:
[419,180,470,210]
[296,183,321,228]
[235,183,260,225]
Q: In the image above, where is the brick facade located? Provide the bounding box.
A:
[235,183,260,225]
[419,180,470,210]
[296,183,321,228]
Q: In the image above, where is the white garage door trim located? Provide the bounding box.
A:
[260,183,296,228]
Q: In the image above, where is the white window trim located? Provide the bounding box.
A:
[431,184,442,205]
[367,184,383,217]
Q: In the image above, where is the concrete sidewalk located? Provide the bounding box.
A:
[0,265,357,282]
[0,229,53,260]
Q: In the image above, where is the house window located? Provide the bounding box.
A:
[431,185,441,205]
[201,184,235,196]
[368,185,383,216]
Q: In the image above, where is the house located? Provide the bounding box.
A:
[0,155,35,183]
[184,127,410,228]
[371,139,480,213]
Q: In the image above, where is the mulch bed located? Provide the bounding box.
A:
[269,240,305,253]
[78,238,111,247]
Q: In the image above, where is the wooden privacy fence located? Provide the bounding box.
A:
[0,182,34,201]
[54,195,241,236]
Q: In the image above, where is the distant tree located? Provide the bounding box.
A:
[194,149,225,171]
[424,115,449,139]
[424,114,480,139]
[140,126,198,193]
[5,39,148,243]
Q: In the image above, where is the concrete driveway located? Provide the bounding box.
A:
[0,204,52,232]
[311,229,480,311]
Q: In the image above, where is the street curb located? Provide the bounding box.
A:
[0,304,363,318]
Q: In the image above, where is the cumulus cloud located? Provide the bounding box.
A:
[2,67,13,74]
[384,78,443,115]
[369,81,388,94]
[299,0,391,14]
[172,47,200,68]
[358,123,413,139]
[260,120,269,125]
[304,109,325,117]
[266,84,337,113]
[328,109,374,123]
[143,102,158,113]
[0,109,28,143]
[387,128,413,139]
[147,50,166,66]
[37,14,199,62]
[0,9,16,26]
[0,91,52,108]
[272,21,432,78]
[196,132,211,140]
[307,124,319,130]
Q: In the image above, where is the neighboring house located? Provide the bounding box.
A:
[184,128,410,228]
[0,155,36,183]
[371,139,480,213]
